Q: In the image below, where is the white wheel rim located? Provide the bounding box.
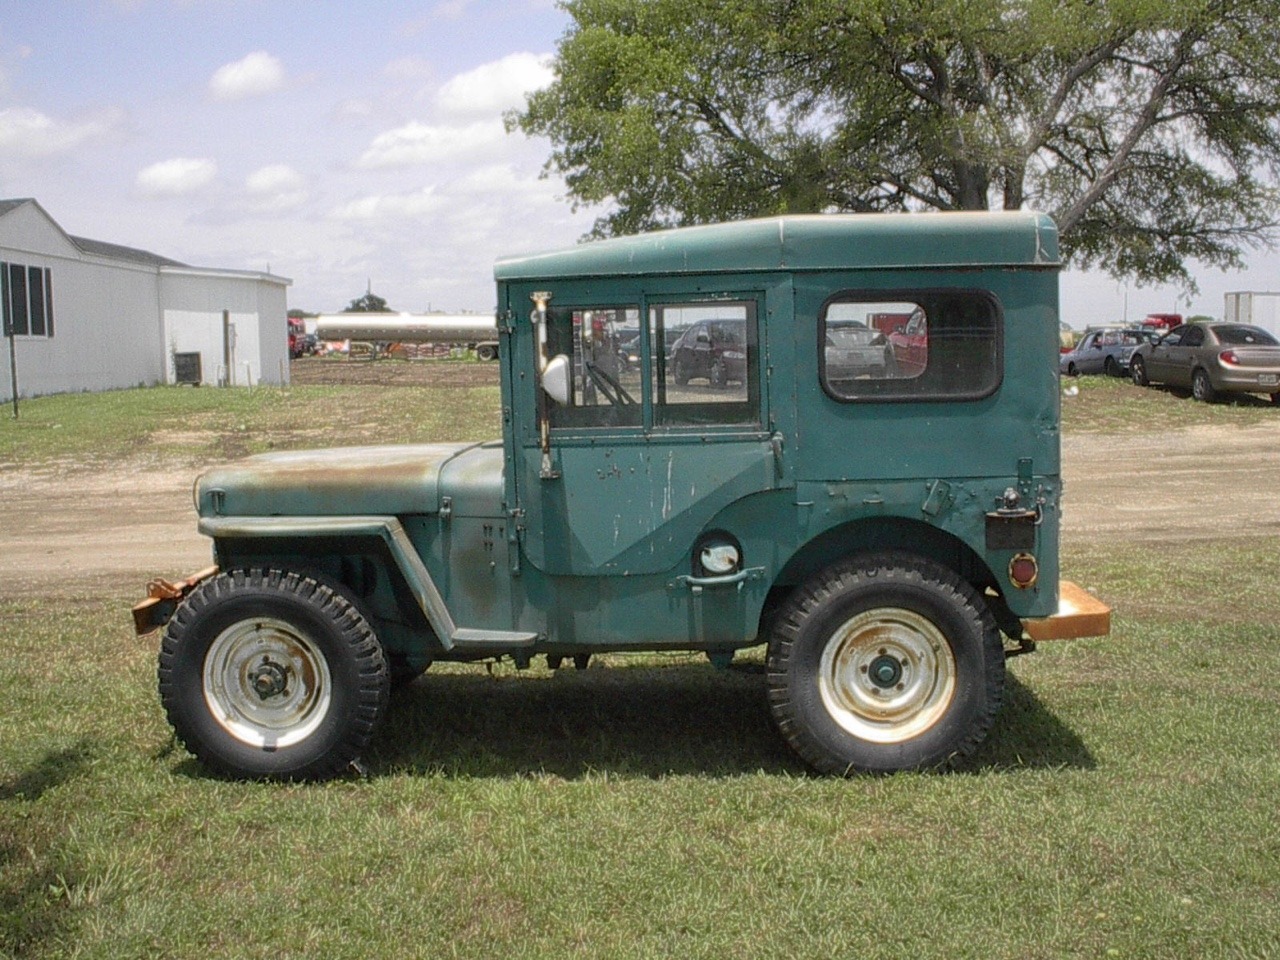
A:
[818,607,957,744]
[203,617,332,749]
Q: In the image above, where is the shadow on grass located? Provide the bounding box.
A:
[365,663,1095,779]
[961,672,1097,772]
[0,742,95,956]
[0,741,94,802]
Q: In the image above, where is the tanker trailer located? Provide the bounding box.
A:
[314,312,500,360]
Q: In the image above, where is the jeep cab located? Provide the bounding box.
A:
[135,212,1109,781]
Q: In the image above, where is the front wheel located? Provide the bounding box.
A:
[1130,355,1149,387]
[158,569,389,781]
[766,554,1004,774]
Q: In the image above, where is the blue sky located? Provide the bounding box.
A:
[1,0,1276,322]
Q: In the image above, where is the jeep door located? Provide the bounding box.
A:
[509,286,785,580]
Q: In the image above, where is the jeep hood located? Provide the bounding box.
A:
[195,442,506,519]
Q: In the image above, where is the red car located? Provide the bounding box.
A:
[888,307,928,377]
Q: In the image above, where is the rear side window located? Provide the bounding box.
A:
[820,291,1001,402]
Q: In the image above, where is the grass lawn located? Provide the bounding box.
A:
[2,372,1278,958]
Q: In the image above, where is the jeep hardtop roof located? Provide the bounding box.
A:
[494,211,1059,281]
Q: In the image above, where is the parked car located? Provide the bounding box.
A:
[1059,327,1156,377]
[669,318,747,387]
[888,307,928,377]
[1129,322,1280,403]
[824,319,896,381]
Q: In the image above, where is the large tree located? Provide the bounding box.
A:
[515,0,1280,285]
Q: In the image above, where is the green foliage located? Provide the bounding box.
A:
[515,0,1280,286]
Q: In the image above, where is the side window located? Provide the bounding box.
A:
[1161,325,1188,347]
[547,307,642,428]
[1181,326,1205,348]
[821,291,1001,401]
[650,300,759,426]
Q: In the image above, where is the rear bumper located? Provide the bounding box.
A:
[1020,580,1111,641]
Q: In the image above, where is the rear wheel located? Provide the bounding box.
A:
[709,358,727,389]
[1066,362,1079,377]
[158,569,389,781]
[766,554,1004,774]
[1130,355,1149,387]
[1192,368,1217,403]
[1104,356,1120,377]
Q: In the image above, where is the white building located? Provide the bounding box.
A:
[1,198,291,401]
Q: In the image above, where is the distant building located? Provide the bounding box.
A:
[1,198,291,401]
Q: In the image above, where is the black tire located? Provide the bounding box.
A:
[1130,355,1149,387]
[1192,368,1217,403]
[158,568,389,781]
[1104,356,1120,377]
[1066,362,1079,377]
[766,553,1004,775]
[476,344,497,362]
[1270,392,1280,406]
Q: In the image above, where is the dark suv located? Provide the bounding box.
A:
[670,318,747,387]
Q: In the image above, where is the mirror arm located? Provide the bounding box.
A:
[529,292,560,480]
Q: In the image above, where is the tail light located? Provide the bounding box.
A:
[1219,349,1240,366]
[1009,553,1039,589]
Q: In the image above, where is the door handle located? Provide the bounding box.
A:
[669,567,765,594]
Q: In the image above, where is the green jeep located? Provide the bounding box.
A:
[134,212,1109,780]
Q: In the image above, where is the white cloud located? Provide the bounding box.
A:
[0,106,124,158]
[356,119,504,167]
[244,164,307,211]
[330,186,445,221]
[436,52,553,118]
[209,51,284,101]
[136,157,217,195]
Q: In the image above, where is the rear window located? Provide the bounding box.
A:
[820,291,1002,402]
[1216,325,1278,346]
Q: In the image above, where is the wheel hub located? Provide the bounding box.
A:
[818,607,957,744]
[203,618,332,749]
[249,658,289,700]
[868,654,903,688]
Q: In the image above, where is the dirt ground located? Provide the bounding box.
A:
[288,355,500,388]
[3,361,1279,602]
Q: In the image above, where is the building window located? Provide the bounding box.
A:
[1,261,54,338]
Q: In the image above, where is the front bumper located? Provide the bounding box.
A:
[131,566,218,635]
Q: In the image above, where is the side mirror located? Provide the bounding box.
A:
[543,354,570,406]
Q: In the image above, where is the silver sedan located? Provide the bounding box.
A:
[1130,322,1280,403]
